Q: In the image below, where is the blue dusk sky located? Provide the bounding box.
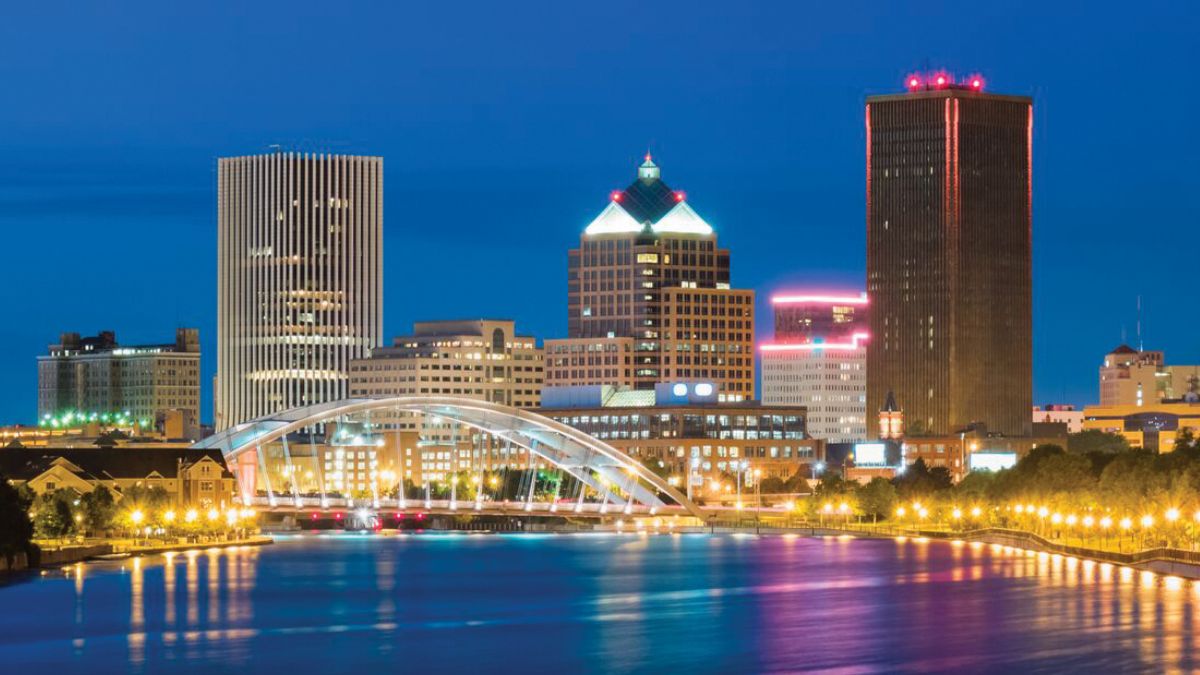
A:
[0,1,1196,424]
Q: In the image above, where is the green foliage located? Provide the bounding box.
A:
[120,485,171,511]
[758,476,787,494]
[80,486,117,535]
[891,459,952,498]
[857,477,897,519]
[1067,430,1130,455]
[33,490,76,539]
[0,474,34,560]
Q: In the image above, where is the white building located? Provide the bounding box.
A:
[760,292,868,443]
[215,153,383,430]
[761,337,867,443]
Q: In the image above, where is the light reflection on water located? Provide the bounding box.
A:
[0,534,1196,672]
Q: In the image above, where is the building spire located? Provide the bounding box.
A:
[638,152,660,183]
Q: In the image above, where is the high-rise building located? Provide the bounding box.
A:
[216,153,383,430]
[866,75,1032,436]
[761,293,869,443]
[1099,345,1200,407]
[348,319,543,482]
[37,329,200,428]
[547,155,755,401]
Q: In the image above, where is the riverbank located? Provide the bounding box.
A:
[708,522,1200,579]
[28,535,274,568]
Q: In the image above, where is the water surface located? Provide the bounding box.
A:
[0,533,1195,673]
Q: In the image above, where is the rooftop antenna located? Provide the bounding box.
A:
[1136,295,1143,352]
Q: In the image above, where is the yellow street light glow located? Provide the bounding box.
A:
[1051,513,1063,525]
[838,502,849,513]
[735,501,744,511]
[912,501,922,511]
[1065,514,1077,526]
[240,508,255,519]
[822,502,833,514]
[783,501,795,511]
[163,510,176,523]
[895,506,907,517]
[1140,515,1154,529]
[1194,510,1200,523]
[951,508,963,519]
[1119,517,1133,530]
[185,509,198,523]
[1082,515,1095,528]
[1165,508,1180,522]
[1099,516,1113,529]
[970,506,982,518]
[207,508,220,522]
[130,510,144,525]
[1037,507,1049,518]
[918,508,929,519]
[1014,504,1024,514]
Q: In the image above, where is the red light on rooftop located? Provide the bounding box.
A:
[610,190,623,202]
[968,74,985,90]
[935,74,947,87]
[674,191,685,202]
[907,76,921,90]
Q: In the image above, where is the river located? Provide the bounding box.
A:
[0,533,1195,672]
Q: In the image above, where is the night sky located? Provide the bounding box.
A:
[1,1,1196,425]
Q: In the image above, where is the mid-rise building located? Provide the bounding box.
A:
[348,319,543,482]
[349,319,543,406]
[539,382,821,502]
[1033,404,1083,434]
[1099,345,1200,407]
[216,152,383,430]
[761,292,868,443]
[548,155,755,401]
[37,329,200,428]
[866,75,1033,437]
[1082,401,1200,453]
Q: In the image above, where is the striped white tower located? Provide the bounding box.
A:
[216,153,383,430]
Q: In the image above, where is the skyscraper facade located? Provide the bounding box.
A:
[548,155,755,401]
[761,293,868,443]
[216,153,383,430]
[866,77,1032,436]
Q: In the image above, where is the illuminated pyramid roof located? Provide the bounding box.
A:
[584,155,713,236]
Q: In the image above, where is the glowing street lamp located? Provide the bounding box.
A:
[185,509,199,523]
[130,510,144,526]
[1165,508,1180,523]
[163,510,176,523]
[970,506,982,518]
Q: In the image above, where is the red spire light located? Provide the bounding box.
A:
[610,190,623,202]
[674,191,685,202]
[935,74,947,87]
[907,76,921,90]
[969,76,984,90]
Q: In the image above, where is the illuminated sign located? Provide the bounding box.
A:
[854,442,889,467]
[969,451,1018,472]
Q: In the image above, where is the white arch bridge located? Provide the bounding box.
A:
[195,397,707,521]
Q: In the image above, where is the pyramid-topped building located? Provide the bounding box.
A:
[546,155,755,403]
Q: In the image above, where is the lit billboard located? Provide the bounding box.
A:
[969,451,1018,472]
[853,442,889,467]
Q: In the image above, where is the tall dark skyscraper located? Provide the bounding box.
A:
[865,75,1032,436]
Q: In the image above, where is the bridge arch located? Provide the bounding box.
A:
[195,396,705,519]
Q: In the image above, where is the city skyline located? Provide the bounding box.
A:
[1,2,1197,424]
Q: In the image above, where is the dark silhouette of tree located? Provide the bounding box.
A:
[0,472,34,565]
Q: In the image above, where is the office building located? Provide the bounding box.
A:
[866,74,1032,436]
[37,329,200,428]
[349,319,543,407]
[1099,345,1200,407]
[539,382,822,500]
[1082,400,1200,453]
[348,319,543,482]
[549,155,755,401]
[761,292,868,443]
[1033,404,1083,434]
[216,153,383,430]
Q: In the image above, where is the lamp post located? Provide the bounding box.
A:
[753,468,762,534]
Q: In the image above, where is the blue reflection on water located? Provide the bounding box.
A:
[0,533,1196,673]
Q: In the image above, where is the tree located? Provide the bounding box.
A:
[857,477,896,521]
[0,473,34,565]
[1029,453,1094,496]
[33,490,75,539]
[758,476,787,494]
[121,484,171,511]
[80,486,117,535]
[954,470,996,499]
[892,459,952,499]
[1067,430,1129,455]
